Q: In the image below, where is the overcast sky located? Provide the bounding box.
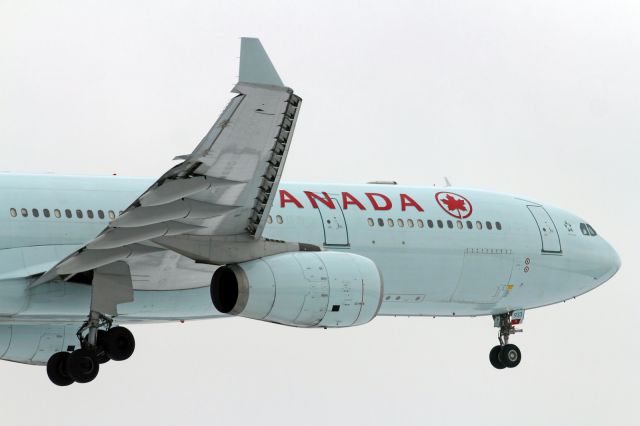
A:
[1,1,638,425]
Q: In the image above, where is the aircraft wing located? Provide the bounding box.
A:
[32,38,305,287]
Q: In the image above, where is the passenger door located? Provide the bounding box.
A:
[527,205,562,254]
[316,197,349,246]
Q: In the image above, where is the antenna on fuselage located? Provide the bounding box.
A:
[444,177,452,187]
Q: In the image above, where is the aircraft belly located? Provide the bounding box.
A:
[0,324,80,365]
[374,251,593,316]
[385,250,463,303]
[2,280,223,323]
[449,251,514,304]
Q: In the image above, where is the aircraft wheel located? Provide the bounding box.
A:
[104,326,135,361]
[47,352,75,386]
[66,348,100,383]
[499,344,521,368]
[489,345,506,369]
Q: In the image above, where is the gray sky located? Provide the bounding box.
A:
[1,1,638,425]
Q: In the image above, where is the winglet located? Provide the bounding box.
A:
[239,38,284,87]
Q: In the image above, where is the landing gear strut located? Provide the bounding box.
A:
[46,313,135,386]
[489,310,524,369]
[46,261,136,386]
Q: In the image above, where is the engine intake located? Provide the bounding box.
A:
[211,252,383,328]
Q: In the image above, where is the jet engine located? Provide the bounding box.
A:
[210,252,383,328]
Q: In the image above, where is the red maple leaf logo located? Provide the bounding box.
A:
[440,194,467,212]
[435,191,473,219]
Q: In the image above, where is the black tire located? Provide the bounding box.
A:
[66,348,99,383]
[104,326,135,361]
[95,329,110,364]
[499,344,521,368]
[46,352,74,386]
[489,345,506,369]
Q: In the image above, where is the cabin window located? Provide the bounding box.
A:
[486,221,493,230]
[407,219,414,228]
[43,209,50,218]
[87,210,94,219]
[417,219,424,228]
[437,220,443,228]
[377,218,384,227]
[466,220,473,229]
[54,209,61,218]
[108,210,116,220]
[397,218,404,228]
[427,219,433,228]
[98,210,105,219]
[21,208,28,217]
[65,209,72,218]
[476,221,482,230]
[456,220,463,229]
[387,218,394,227]
[367,218,374,226]
[586,224,597,236]
[267,215,273,224]
[447,220,453,229]
[276,215,283,224]
[496,222,502,230]
[9,208,17,217]
[76,209,83,219]
[32,209,39,218]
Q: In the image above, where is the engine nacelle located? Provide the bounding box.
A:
[211,252,383,328]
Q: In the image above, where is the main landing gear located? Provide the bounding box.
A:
[489,310,524,370]
[46,261,135,385]
[46,313,135,386]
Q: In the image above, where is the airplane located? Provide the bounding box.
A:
[0,38,620,386]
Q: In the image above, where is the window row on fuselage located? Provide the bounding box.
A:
[266,215,284,224]
[9,207,118,220]
[264,213,501,231]
[367,217,503,231]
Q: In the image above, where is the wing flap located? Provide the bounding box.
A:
[87,222,204,250]
[112,199,238,227]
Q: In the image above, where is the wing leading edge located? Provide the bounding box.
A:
[32,38,310,288]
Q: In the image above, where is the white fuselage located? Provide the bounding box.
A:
[0,174,620,324]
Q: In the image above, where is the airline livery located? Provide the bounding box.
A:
[0,39,620,386]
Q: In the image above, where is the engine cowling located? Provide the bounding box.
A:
[210,252,383,328]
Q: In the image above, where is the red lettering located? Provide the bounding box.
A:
[365,192,392,211]
[399,193,424,212]
[304,191,335,209]
[342,192,366,210]
[279,189,303,208]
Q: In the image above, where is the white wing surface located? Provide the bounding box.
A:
[33,38,305,287]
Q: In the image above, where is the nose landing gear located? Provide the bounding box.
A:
[46,314,135,386]
[489,310,524,369]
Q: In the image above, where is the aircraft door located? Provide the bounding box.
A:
[527,205,562,253]
[316,197,349,246]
